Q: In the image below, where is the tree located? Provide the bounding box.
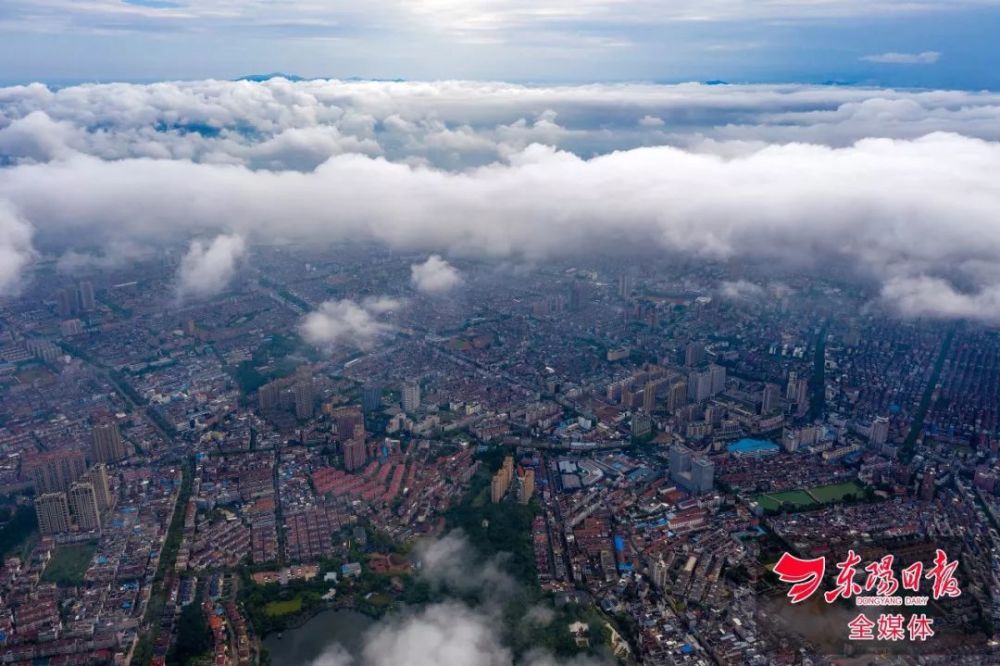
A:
[171,602,212,665]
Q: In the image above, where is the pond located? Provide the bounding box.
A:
[263,608,374,665]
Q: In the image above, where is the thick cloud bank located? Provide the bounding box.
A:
[0,203,34,296]
[2,79,1000,321]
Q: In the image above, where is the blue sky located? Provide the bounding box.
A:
[1,0,998,88]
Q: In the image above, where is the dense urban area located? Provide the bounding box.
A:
[1,244,999,665]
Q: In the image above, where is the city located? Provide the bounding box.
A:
[1,245,998,664]
[2,0,1000,663]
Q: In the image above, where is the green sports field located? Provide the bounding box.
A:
[756,480,867,512]
[264,596,303,617]
[808,481,865,503]
[756,489,816,510]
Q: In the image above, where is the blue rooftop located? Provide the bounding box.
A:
[727,438,780,454]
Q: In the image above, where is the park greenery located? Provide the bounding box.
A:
[41,542,98,585]
[235,443,616,661]
[754,480,874,514]
[170,598,213,665]
[0,504,37,559]
[232,334,308,396]
[443,445,615,661]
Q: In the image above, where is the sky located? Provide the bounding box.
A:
[4,77,1000,322]
[1,1,999,88]
[2,2,1000,326]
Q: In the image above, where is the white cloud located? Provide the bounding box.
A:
[718,280,794,301]
[56,240,153,275]
[414,530,513,594]
[299,298,401,351]
[175,233,246,301]
[362,295,406,314]
[0,203,35,296]
[718,279,765,300]
[411,255,463,294]
[861,50,941,64]
[360,602,511,666]
[309,601,611,666]
[307,534,611,666]
[880,275,1000,320]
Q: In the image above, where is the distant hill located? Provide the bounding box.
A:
[237,73,305,82]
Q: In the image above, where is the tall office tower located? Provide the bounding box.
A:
[568,282,583,311]
[331,405,364,438]
[88,463,113,511]
[78,281,96,311]
[685,342,705,367]
[785,371,799,401]
[666,380,687,413]
[258,380,280,411]
[617,274,634,299]
[687,370,713,403]
[35,492,71,535]
[642,380,658,412]
[708,364,726,396]
[294,373,315,419]
[690,457,715,494]
[782,429,800,452]
[402,380,421,413]
[632,412,653,438]
[343,437,367,472]
[92,422,126,463]
[669,445,714,495]
[29,450,87,494]
[362,383,383,413]
[920,466,937,501]
[491,456,515,503]
[518,469,535,505]
[651,557,669,589]
[761,383,781,415]
[870,416,890,446]
[669,445,689,479]
[56,287,80,318]
[620,385,636,409]
[69,482,102,531]
[491,473,507,504]
[793,378,810,412]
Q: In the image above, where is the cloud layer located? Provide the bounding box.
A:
[0,203,34,296]
[5,79,1000,172]
[862,51,942,64]
[2,79,1000,322]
